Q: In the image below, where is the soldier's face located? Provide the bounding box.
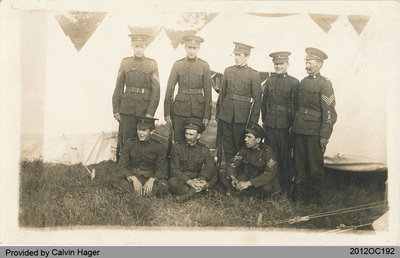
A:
[244,133,261,149]
[185,129,201,146]
[305,59,322,75]
[185,45,200,58]
[274,61,289,74]
[137,129,151,141]
[235,53,248,66]
[132,44,146,58]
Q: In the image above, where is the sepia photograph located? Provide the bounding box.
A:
[1,0,399,245]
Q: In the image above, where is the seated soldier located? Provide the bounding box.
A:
[226,122,281,197]
[116,116,168,197]
[168,118,217,202]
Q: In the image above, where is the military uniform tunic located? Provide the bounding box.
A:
[292,73,337,188]
[261,73,299,192]
[112,56,160,142]
[217,65,262,161]
[116,138,168,195]
[168,142,216,195]
[226,143,280,193]
[164,57,212,143]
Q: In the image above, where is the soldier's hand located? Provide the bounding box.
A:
[165,116,172,127]
[236,181,252,191]
[202,119,209,126]
[230,176,239,188]
[143,177,156,196]
[320,137,329,153]
[192,179,203,192]
[196,179,208,191]
[128,176,142,195]
[144,113,153,118]
[113,113,121,122]
[187,179,202,192]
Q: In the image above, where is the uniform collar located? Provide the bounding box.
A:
[277,72,288,78]
[308,73,320,79]
[186,56,198,61]
[134,55,145,61]
[235,64,248,69]
[139,138,151,144]
[186,141,198,148]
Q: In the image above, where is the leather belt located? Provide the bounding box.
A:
[271,104,290,112]
[180,88,203,94]
[227,94,252,102]
[299,107,321,117]
[125,87,150,94]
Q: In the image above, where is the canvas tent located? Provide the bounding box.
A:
[11,7,397,171]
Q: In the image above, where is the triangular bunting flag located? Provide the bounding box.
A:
[309,14,339,33]
[347,15,371,35]
[56,11,107,51]
[164,12,218,49]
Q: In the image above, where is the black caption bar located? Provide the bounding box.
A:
[1,246,399,258]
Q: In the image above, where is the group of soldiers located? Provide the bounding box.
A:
[112,33,337,202]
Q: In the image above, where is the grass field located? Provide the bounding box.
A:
[19,121,388,231]
[19,160,387,231]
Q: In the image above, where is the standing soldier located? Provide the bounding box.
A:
[116,116,168,197]
[168,118,217,202]
[164,35,212,143]
[292,47,337,201]
[217,42,262,193]
[261,52,299,194]
[112,33,160,148]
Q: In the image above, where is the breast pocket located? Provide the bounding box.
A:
[194,71,204,86]
[178,70,187,85]
[237,79,251,95]
[278,87,292,103]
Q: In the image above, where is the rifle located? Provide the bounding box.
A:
[215,84,224,172]
[116,121,122,161]
[166,98,174,176]
[289,132,297,202]
[245,98,255,129]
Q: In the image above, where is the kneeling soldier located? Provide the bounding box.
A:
[226,122,281,197]
[116,116,168,197]
[168,118,217,202]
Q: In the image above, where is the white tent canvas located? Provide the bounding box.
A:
[16,9,396,170]
[145,28,181,122]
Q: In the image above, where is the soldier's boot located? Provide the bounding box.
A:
[175,189,197,203]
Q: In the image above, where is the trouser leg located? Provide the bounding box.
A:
[168,177,192,195]
[152,179,169,197]
[120,114,138,144]
[265,127,291,194]
[278,129,291,193]
[221,121,246,162]
[172,115,186,144]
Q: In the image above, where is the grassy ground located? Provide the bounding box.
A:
[19,158,387,230]
[19,120,388,230]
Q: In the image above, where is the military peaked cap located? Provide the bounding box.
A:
[233,42,254,55]
[245,122,265,139]
[184,118,206,133]
[137,116,157,130]
[183,35,204,47]
[269,51,291,63]
[305,47,328,61]
[129,33,150,45]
